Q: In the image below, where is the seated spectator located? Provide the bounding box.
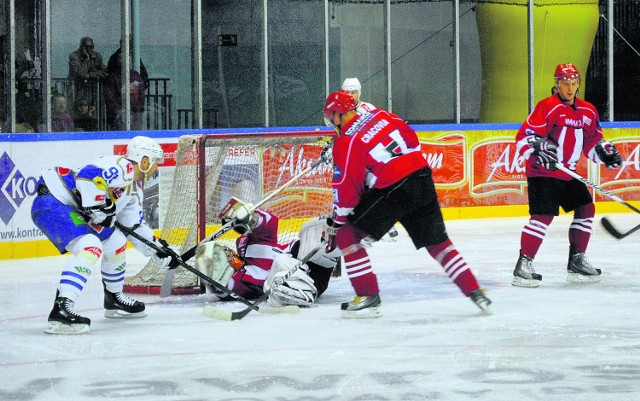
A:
[73,97,99,132]
[68,37,106,101]
[51,93,75,132]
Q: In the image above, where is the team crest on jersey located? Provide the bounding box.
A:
[333,165,343,180]
[583,115,592,126]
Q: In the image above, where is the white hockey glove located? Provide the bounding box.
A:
[152,237,182,269]
[218,197,258,235]
[265,254,317,307]
[595,141,623,169]
[83,198,117,227]
[527,136,558,171]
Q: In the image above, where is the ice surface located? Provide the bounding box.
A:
[1,215,639,400]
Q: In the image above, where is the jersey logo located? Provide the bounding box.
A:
[564,118,583,128]
[333,165,343,180]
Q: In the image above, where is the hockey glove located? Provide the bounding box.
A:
[153,237,182,269]
[323,218,343,253]
[320,145,333,164]
[218,197,258,235]
[528,136,558,171]
[595,141,623,169]
[84,198,117,227]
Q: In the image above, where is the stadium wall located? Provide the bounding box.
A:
[2,122,639,260]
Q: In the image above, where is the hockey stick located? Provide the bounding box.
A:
[159,146,332,296]
[203,243,323,321]
[114,221,264,312]
[554,164,640,239]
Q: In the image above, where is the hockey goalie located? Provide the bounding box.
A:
[194,197,340,307]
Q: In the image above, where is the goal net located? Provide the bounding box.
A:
[124,130,335,295]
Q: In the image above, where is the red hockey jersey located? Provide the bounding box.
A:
[332,109,428,225]
[515,94,605,180]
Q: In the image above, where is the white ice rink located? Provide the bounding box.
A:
[1,214,639,401]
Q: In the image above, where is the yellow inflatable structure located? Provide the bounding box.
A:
[476,0,600,123]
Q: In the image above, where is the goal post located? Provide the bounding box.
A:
[124,130,336,295]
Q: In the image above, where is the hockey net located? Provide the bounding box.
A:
[124,131,335,295]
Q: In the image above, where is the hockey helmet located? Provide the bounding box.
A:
[554,63,581,82]
[341,77,362,92]
[323,91,357,124]
[126,136,164,173]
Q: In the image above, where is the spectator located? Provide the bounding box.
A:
[68,37,106,101]
[73,97,99,132]
[51,93,74,132]
[107,38,148,85]
[104,52,146,130]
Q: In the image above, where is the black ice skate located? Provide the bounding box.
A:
[341,294,382,319]
[45,291,91,334]
[468,289,493,315]
[511,251,542,288]
[567,250,602,283]
[104,285,147,318]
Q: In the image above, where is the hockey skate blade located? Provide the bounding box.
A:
[511,276,541,288]
[341,307,382,319]
[44,321,90,335]
[567,272,602,283]
[104,310,148,319]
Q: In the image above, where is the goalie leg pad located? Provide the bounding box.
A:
[266,254,317,307]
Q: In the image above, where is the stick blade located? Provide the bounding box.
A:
[159,269,177,298]
[601,217,625,240]
[203,304,233,321]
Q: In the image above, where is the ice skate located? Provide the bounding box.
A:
[468,289,493,315]
[45,291,90,334]
[511,252,542,288]
[341,294,382,319]
[567,251,601,283]
[104,285,147,318]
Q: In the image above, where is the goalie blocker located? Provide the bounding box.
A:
[195,216,340,307]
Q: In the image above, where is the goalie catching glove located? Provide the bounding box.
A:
[195,242,244,294]
[264,254,317,307]
[527,135,558,171]
[218,197,258,235]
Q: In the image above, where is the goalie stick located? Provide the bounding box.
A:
[554,164,640,239]
[203,243,323,321]
[114,221,264,313]
[159,145,333,296]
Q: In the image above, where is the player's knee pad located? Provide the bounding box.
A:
[67,234,103,265]
[266,254,317,307]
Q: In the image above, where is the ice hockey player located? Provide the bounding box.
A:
[512,63,623,287]
[194,198,340,307]
[341,77,375,114]
[322,90,492,318]
[32,136,178,334]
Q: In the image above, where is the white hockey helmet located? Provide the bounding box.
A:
[341,77,362,92]
[126,136,164,173]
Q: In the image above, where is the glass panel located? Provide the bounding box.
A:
[268,0,325,127]
[15,0,42,132]
[329,2,386,112]
[202,0,264,128]
[0,0,7,131]
[51,0,119,132]
[459,2,482,123]
[611,2,639,121]
[138,0,190,130]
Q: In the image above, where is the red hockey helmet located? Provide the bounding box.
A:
[554,63,581,82]
[323,91,356,121]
